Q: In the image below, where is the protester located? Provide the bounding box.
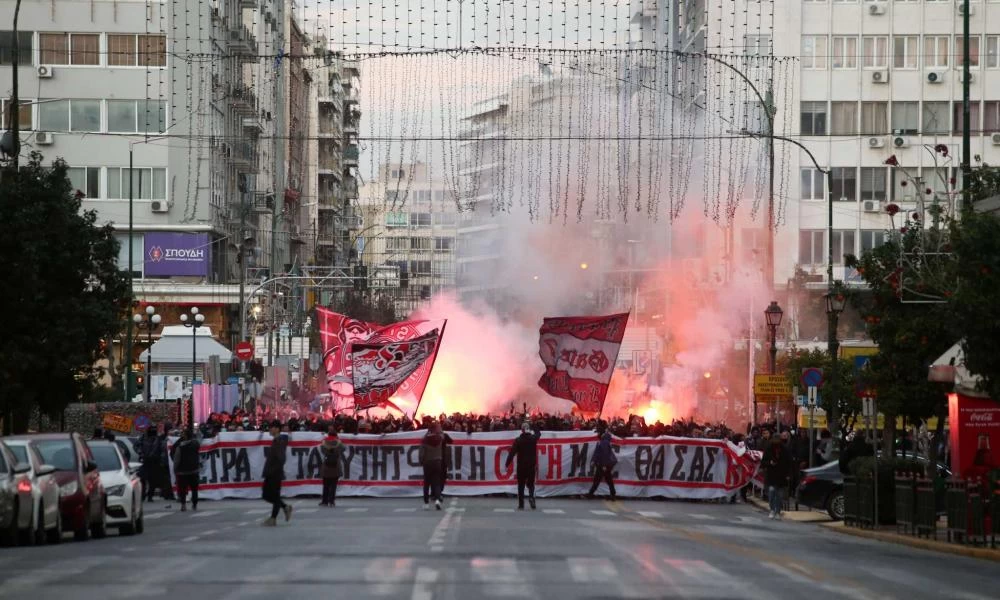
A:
[319,427,345,507]
[261,420,292,526]
[172,428,202,512]
[139,426,164,502]
[505,421,541,510]
[420,421,447,510]
[157,423,176,502]
[762,435,793,519]
[587,421,617,500]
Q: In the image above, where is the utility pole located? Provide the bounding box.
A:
[7,0,23,163]
[961,0,971,185]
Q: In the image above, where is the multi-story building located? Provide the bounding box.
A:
[357,162,458,317]
[674,0,1000,301]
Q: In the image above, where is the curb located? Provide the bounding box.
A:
[747,495,831,522]
[821,521,1000,562]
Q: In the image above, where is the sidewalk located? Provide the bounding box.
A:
[747,495,832,523]
[821,521,1000,563]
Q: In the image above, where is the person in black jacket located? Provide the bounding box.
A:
[139,427,163,502]
[172,428,201,511]
[762,438,793,519]
[505,421,542,510]
[261,421,292,526]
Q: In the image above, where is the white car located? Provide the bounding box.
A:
[2,440,62,544]
[88,441,144,535]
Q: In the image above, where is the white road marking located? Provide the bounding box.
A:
[543,508,565,514]
[143,512,172,519]
[296,508,318,514]
[736,515,763,524]
[494,508,516,513]
[201,529,219,536]
[689,513,715,520]
[189,510,219,518]
[760,561,813,584]
[237,521,250,527]
[181,535,200,542]
[410,567,439,600]
[470,557,532,596]
[346,507,368,513]
[395,507,418,512]
[445,507,466,512]
[637,511,662,518]
[567,557,619,583]
[590,510,616,516]
[245,509,270,515]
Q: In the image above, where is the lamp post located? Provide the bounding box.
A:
[180,307,206,427]
[825,291,847,441]
[132,306,161,402]
[764,301,783,428]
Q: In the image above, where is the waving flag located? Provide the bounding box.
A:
[538,313,629,415]
[352,328,443,413]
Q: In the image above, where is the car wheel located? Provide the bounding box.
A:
[33,503,47,545]
[17,501,34,546]
[119,502,136,536]
[0,502,18,547]
[135,512,144,534]
[826,490,845,521]
[90,507,107,540]
[46,511,62,544]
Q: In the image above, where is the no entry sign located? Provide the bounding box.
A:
[235,341,254,361]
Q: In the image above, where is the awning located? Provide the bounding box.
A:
[139,334,233,364]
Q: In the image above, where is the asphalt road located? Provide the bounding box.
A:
[0,495,997,600]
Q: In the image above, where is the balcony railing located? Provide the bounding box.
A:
[344,144,360,163]
[230,84,256,113]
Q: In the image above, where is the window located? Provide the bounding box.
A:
[385,237,408,252]
[922,101,949,134]
[409,260,431,275]
[988,36,1000,69]
[801,168,825,200]
[861,231,886,255]
[107,167,167,200]
[434,237,454,252]
[108,100,167,133]
[956,36,980,69]
[432,212,456,226]
[410,237,432,251]
[108,34,167,67]
[385,212,408,227]
[114,233,144,277]
[744,35,771,56]
[799,230,825,266]
[893,36,918,69]
[411,213,432,227]
[802,36,828,69]
[861,102,888,135]
[832,36,858,69]
[38,99,69,131]
[985,101,1000,134]
[891,101,919,134]
[1,98,32,130]
[832,230,856,265]
[390,169,406,179]
[953,102,981,135]
[0,31,32,66]
[432,260,454,276]
[891,169,916,201]
[926,167,953,196]
[924,36,949,68]
[67,166,100,199]
[38,98,100,132]
[832,167,857,201]
[801,101,827,135]
[39,33,99,65]
[831,102,858,135]
[860,167,887,202]
[863,36,889,69]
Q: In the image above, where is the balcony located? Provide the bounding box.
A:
[226,25,256,58]
[226,141,256,172]
[344,144,359,166]
[343,176,359,199]
[242,117,263,134]
[230,84,256,114]
[318,154,342,174]
[343,110,360,132]
[343,86,360,105]
[318,117,342,137]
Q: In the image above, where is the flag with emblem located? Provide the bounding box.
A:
[351,328,444,414]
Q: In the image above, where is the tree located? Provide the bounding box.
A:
[780,346,857,429]
[334,290,398,325]
[0,153,129,433]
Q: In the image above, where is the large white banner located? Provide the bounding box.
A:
[172,431,758,500]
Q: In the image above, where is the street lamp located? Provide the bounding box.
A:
[179,307,206,427]
[826,290,847,439]
[132,305,161,402]
[764,301,783,375]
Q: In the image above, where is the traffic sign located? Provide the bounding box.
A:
[801,367,823,389]
[235,341,254,361]
[134,415,152,431]
[753,374,792,399]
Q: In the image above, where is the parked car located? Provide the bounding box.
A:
[88,440,144,535]
[796,454,952,521]
[0,442,33,546]
[2,439,62,544]
[7,433,107,541]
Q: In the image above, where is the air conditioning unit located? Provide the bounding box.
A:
[893,136,910,148]
[871,70,888,83]
[868,3,885,15]
[37,65,54,78]
[960,72,975,84]
[35,132,54,145]
[867,136,885,149]
[958,3,975,16]
[862,200,880,213]
[926,71,944,84]
[150,200,169,213]
[991,133,1000,146]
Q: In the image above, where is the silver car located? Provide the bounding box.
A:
[0,441,33,546]
[3,439,62,544]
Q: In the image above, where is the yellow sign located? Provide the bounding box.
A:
[798,408,829,429]
[854,415,942,430]
[754,374,792,398]
[102,413,133,434]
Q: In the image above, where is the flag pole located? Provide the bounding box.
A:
[412,319,448,421]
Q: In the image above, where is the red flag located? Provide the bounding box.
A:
[352,329,442,412]
[537,312,629,415]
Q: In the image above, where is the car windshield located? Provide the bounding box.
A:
[6,445,28,465]
[91,445,122,471]
[34,440,77,471]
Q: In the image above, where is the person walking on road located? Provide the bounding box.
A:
[262,420,292,526]
[157,423,176,502]
[172,428,201,512]
[763,437,793,519]
[139,426,164,502]
[505,421,541,510]
[319,427,345,507]
[587,421,617,500]
[420,422,447,510]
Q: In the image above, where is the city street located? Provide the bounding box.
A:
[0,497,997,600]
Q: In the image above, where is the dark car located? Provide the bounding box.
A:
[797,454,951,521]
[6,433,107,541]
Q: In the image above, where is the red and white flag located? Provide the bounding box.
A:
[352,328,443,413]
[537,312,629,415]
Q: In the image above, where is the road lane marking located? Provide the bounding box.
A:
[542,508,565,514]
[494,508,516,513]
[470,557,532,596]
[346,507,368,513]
[590,510,616,516]
[245,509,269,515]
[637,511,662,518]
[190,510,219,518]
[445,507,466,512]
[296,508,318,514]
[395,507,418,512]
[689,513,715,520]
[567,557,618,583]
[143,512,172,519]
[761,562,813,584]
[181,535,200,542]
[366,557,414,595]
[410,567,438,600]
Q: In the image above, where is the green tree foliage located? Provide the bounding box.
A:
[0,154,129,433]
[780,346,857,428]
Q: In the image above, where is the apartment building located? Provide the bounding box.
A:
[675,0,1000,290]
